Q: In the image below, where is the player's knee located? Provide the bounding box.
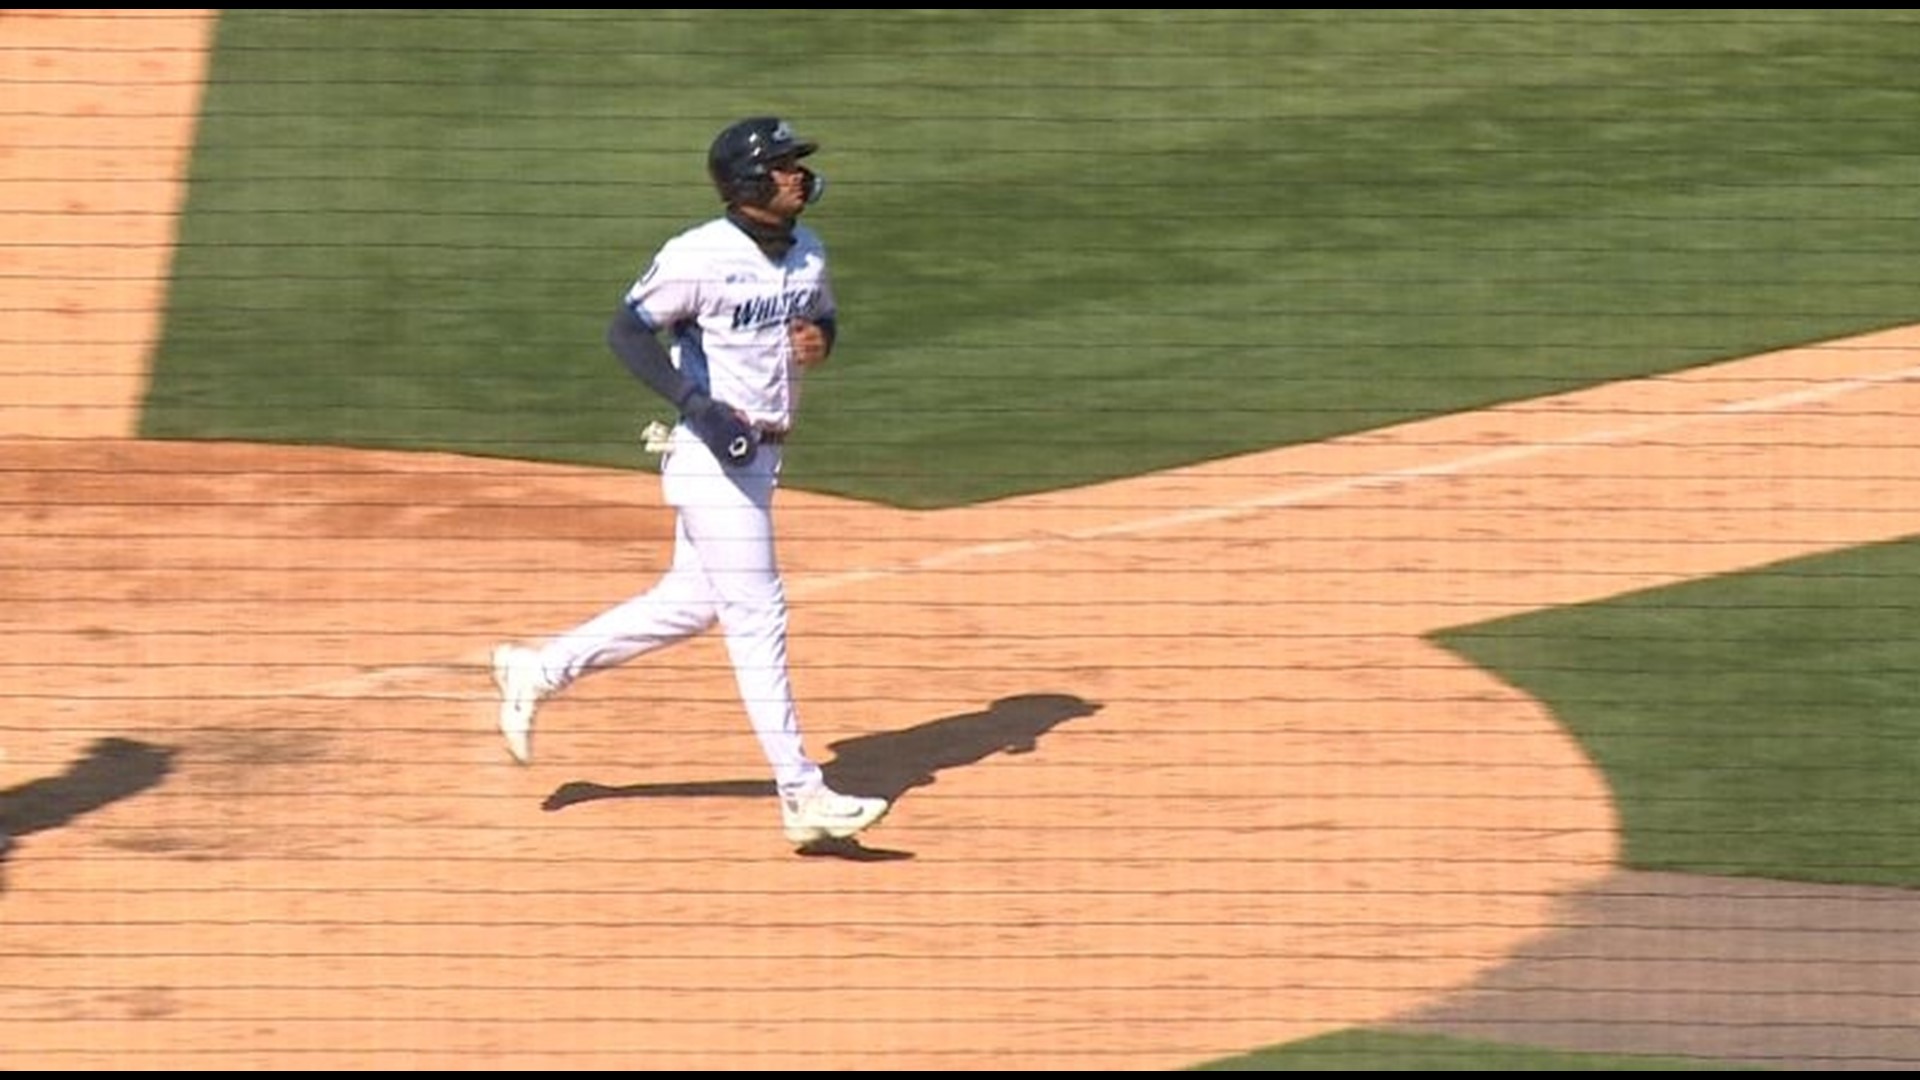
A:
[717,600,787,637]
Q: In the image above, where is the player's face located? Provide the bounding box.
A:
[760,156,812,218]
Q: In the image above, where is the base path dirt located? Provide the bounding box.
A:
[2,10,1916,1070]
[0,8,208,438]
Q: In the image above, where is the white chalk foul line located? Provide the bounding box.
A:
[1053,360,1920,546]
[314,356,1920,697]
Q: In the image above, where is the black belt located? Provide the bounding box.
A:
[756,427,788,445]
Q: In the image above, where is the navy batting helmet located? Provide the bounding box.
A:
[707,116,824,207]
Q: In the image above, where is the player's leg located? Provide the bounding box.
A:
[676,445,888,843]
[490,449,722,764]
[536,513,719,683]
[672,447,818,791]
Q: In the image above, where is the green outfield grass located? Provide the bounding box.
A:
[134,9,1920,1072]
[1433,535,1920,889]
[145,10,1920,507]
[1192,1029,1761,1071]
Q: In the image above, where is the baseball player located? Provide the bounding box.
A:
[490,116,889,847]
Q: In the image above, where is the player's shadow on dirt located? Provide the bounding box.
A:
[0,736,176,885]
[543,692,1102,857]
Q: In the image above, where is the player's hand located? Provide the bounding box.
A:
[789,318,830,370]
[682,394,758,467]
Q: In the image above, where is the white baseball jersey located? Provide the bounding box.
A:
[622,216,835,433]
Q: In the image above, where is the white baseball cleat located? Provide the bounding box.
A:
[490,643,548,765]
[780,785,890,845]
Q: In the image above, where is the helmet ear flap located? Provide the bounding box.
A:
[737,174,777,207]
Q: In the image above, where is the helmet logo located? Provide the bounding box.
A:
[771,120,795,143]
